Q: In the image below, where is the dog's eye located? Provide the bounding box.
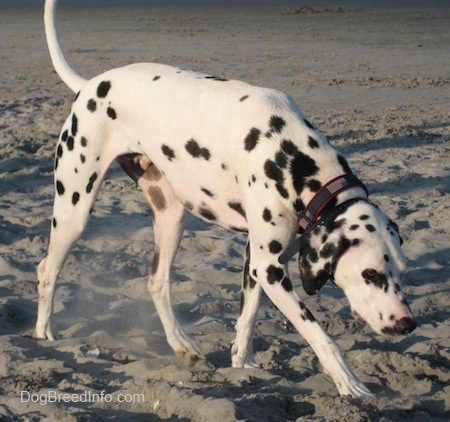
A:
[362,268,378,279]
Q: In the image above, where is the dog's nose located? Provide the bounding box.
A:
[395,317,417,334]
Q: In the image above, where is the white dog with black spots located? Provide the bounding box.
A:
[37,0,416,398]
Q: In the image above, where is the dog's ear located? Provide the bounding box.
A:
[299,229,351,295]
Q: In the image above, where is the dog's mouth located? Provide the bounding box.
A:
[352,310,417,336]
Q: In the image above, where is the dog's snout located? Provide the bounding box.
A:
[395,317,417,334]
[382,317,417,335]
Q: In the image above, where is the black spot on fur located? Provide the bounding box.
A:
[307,179,321,192]
[352,239,360,246]
[299,301,316,322]
[244,128,261,151]
[269,240,283,254]
[81,137,88,147]
[325,217,345,233]
[269,116,286,134]
[201,188,214,197]
[74,91,80,102]
[303,119,314,129]
[151,248,160,275]
[281,139,298,156]
[338,155,353,175]
[153,75,161,81]
[242,244,257,292]
[185,202,194,211]
[366,224,376,232]
[199,206,217,221]
[97,80,111,98]
[87,99,97,112]
[363,269,388,290]
[276,184,289,199]
[359,214,369,221]
[263,208,272,222]
[388,219,399,232]
[67,136,74,151]
[57,144,63,158]
[384,254,390,262]
[275,151,288,169]
[282,276,293,292]
[86,172,98,194]
[387,219,403,245]
[239,95,249,102]
[56,180,65,196]
[71,114,78,136]
[228,201,246,218]
[308,136,319,149]
[221,163,228,170]
[292,200,304,215]
[264,160,284,184]
[349,224,359,231]
[161,144,176,161]
[267,265,284,284]
[52,218,57,229]
[290,152,319,194]
[80,154,86,164]
[61,130,68,142]
[107,107,117,120]
[205,75,229,82]
[72,192,80,206]
[185,139,211,160]
[320,243,336,259]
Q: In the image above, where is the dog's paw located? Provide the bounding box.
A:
[35,321,59,341]
[337,378,375,399]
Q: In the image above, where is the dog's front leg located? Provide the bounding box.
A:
[232,241,262,368]
[238,208,374,397]
[257,255,373,397]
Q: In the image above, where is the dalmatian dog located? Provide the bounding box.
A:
[37,0,416,398]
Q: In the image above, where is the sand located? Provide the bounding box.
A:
[0,1,449,420]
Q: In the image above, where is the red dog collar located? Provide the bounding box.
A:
[298,174,368,232]
[278,174,368,264]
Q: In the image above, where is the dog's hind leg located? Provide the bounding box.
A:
[36,125,110,340]
[118,156,201,363]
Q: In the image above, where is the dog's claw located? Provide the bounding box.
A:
[338,380,374,398]
[243,361,260,369]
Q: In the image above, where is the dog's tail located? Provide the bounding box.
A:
[44,0,86,93]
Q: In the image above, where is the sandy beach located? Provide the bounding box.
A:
[0,1,449,420]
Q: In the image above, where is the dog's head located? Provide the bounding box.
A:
[299,200,416,336]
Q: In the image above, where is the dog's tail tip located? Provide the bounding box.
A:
[44,0,86,93]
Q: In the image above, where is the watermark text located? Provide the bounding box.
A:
[20,390,145,406]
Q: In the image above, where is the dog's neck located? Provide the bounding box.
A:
[278,175,368,264]
[297,174,368,232]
